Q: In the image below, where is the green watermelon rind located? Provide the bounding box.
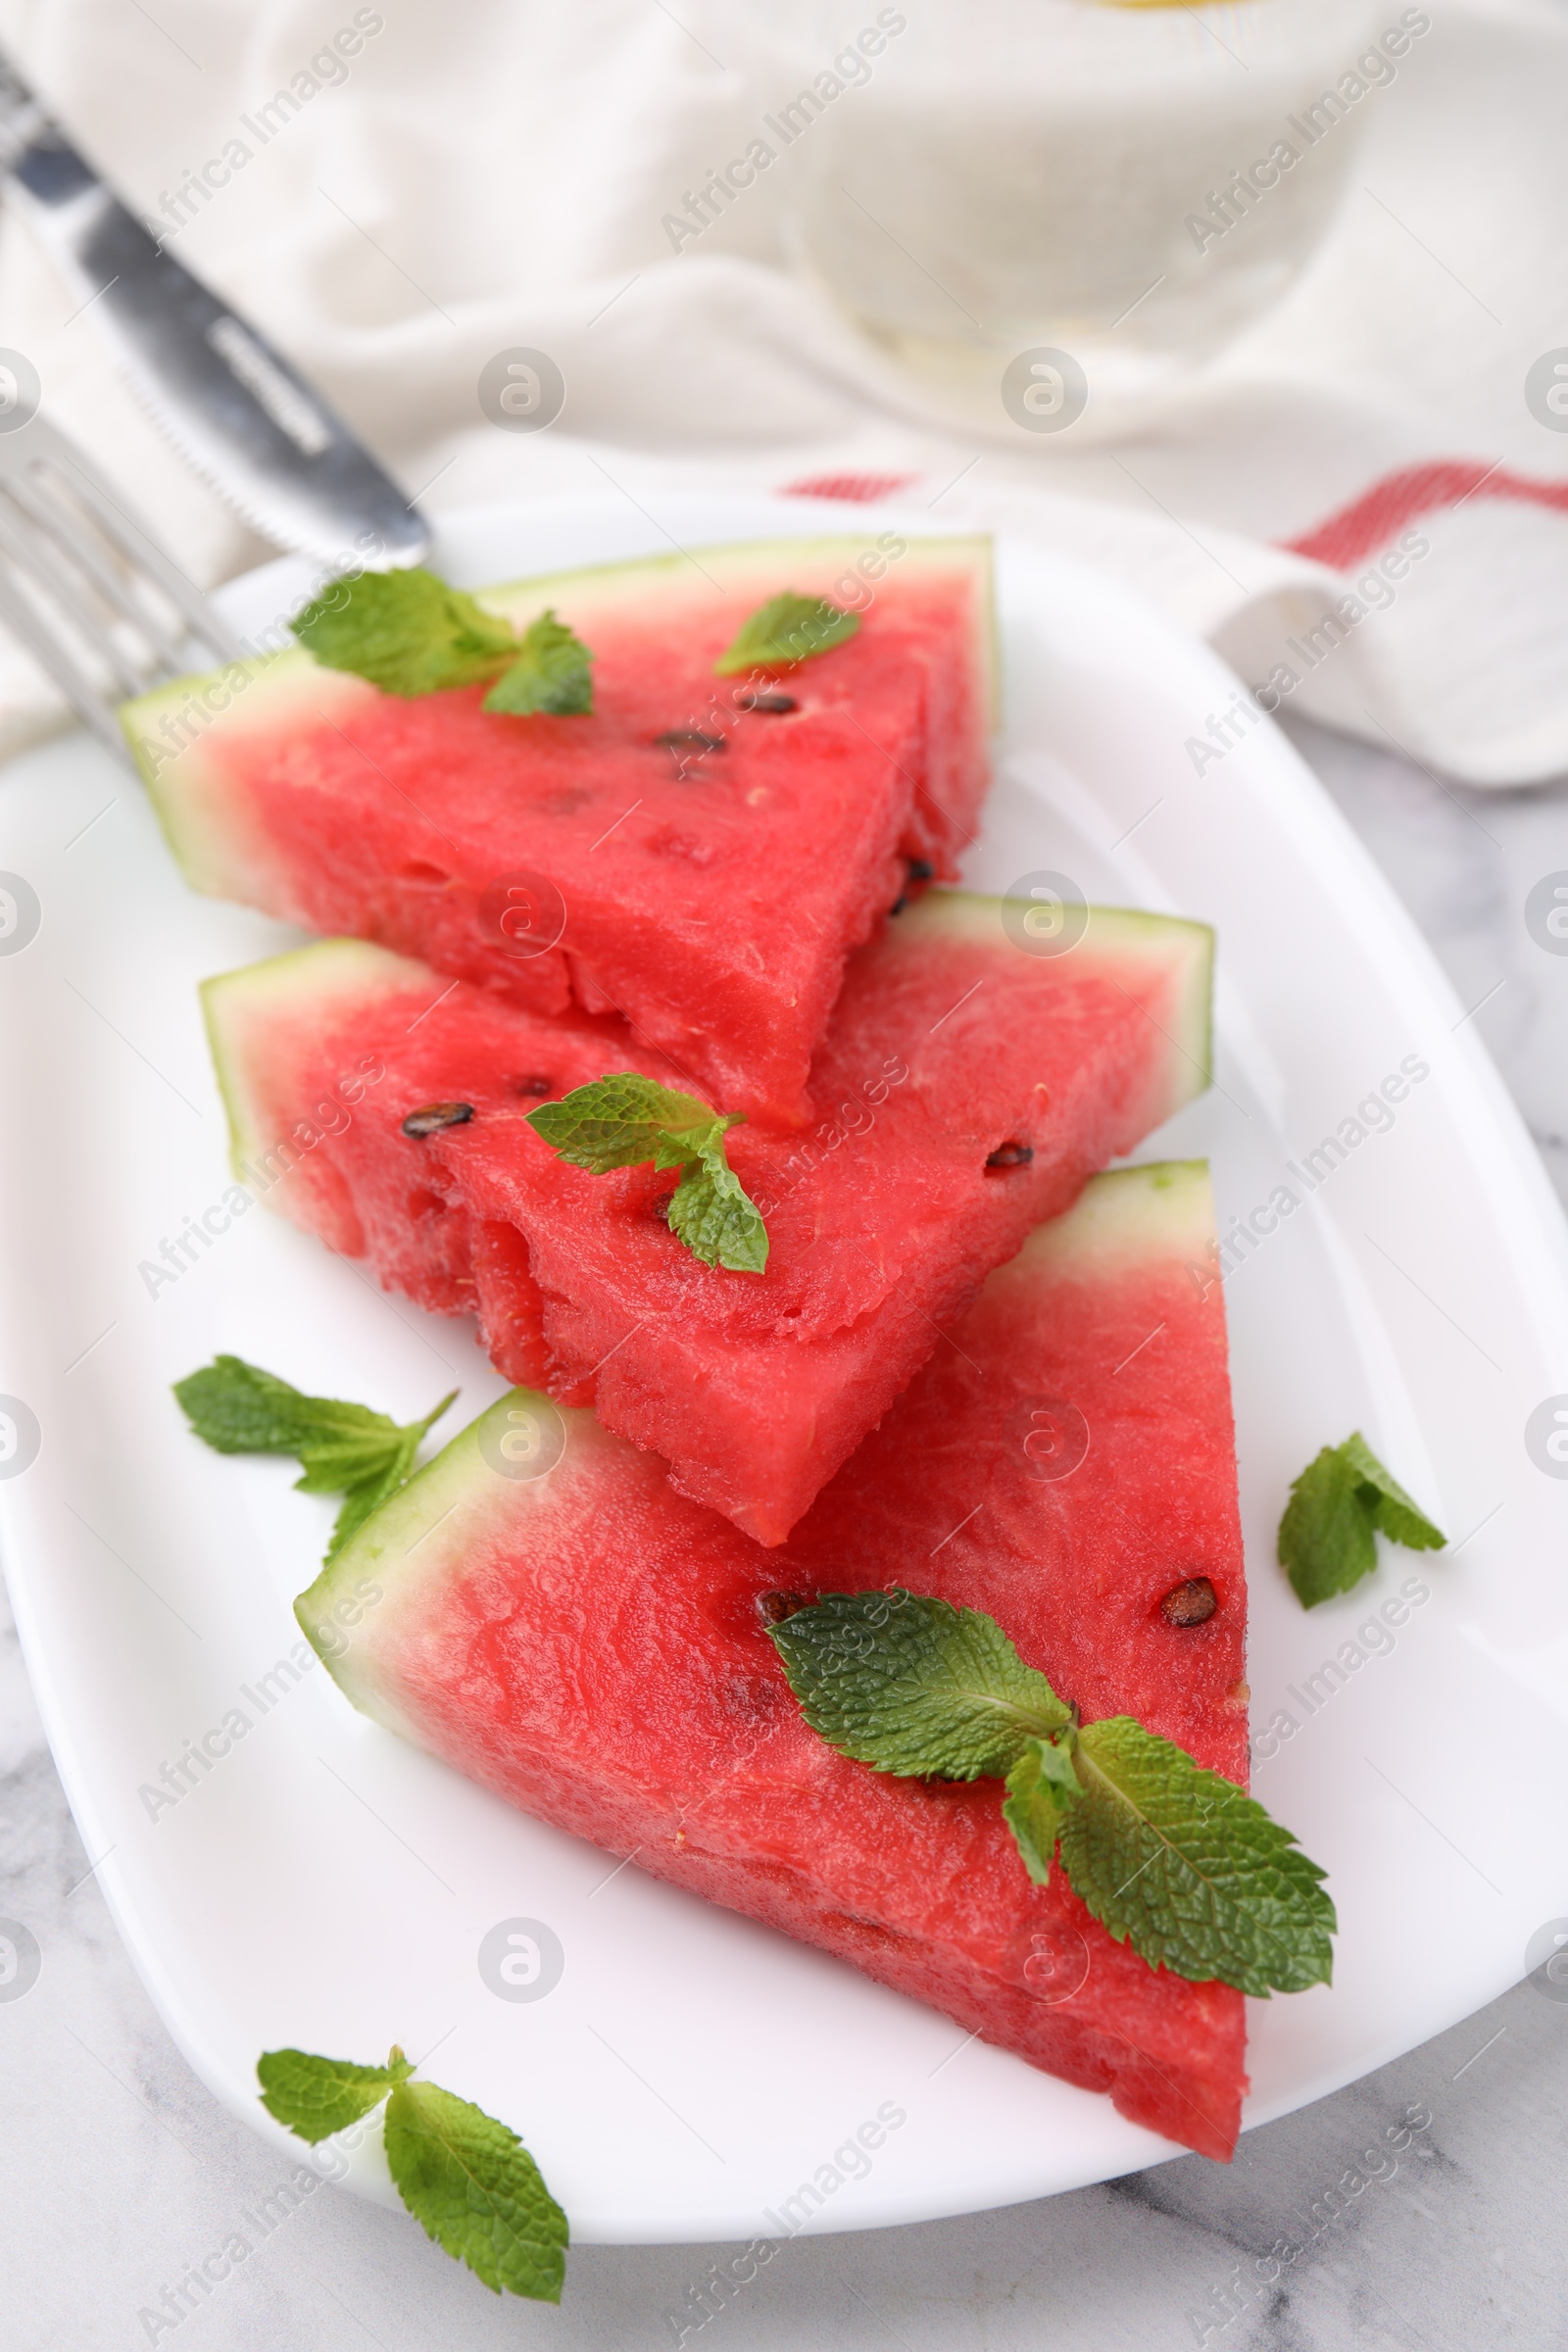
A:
[200,936,430,1185]
[294,1391,623,1727]
[294,1158,1219,1725]
[890,889,1213,1102]
[119,535,996,897]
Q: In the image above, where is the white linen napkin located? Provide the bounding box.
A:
[0,0,1562,783]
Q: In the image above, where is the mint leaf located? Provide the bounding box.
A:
[713,591,860,675]
[527,1073,735,1173]
[319,1392,453,1556]
[482,609,594,715]
[258,2044,414,2141]
[527,1074,768,1274]
[667,1157,769,1275]
[292,566,518,697]
[1278,1445,1374,1605]
[384,2078,567,2303]
[174,1356,456,1561]
[1003,1735,1082,1885]
[1062,1717,1336,1995]
[291,1431,411,1494]
[294,1389,454,1498]
[768,1590,1070,1780]
[1340,1432,1446,1550]
[172,1354,376,1456]
[1279,1432,1446,1608]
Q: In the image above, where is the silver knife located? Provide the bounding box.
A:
[0,45,428,569]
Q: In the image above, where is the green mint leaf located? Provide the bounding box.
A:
[292,1432,403,1494]
[258,2043,414,2142]
[294,1388,456,1496]
[322,1432,417,1558]
[292,566,517,697]
[528,1074,768,1276]
[1278,1444,1375,1607]
[713,591,860,674]
[666,1155,769,1274]
[1061,1717,1336,1996]
[482,609,594,715]
[174,1355,397,1457]
[318,1389,450,1557]
[1002,1735,1082,1886]
[384,2078,568,2303]
[527,1073,735,1174]
[769,1590,1070,1781]
[1279,1432,1445,1608]
[175,1358,456,1562]
[1339,1431,1446,1551]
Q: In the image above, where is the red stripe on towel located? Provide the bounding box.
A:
[1284,461,1568,567]
[782,472,918,505]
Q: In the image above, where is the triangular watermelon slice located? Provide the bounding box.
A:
[297,1162,1250,2161]
[204,892,1212,1543]
[122,537,993,1129]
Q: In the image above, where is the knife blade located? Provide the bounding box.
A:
[0,45,429,569]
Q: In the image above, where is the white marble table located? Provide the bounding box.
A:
[5,714,1566,2352]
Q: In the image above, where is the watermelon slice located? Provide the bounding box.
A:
[122,537,994,1129]
[204,891,1212,1543]
[297,1162,1250,2161]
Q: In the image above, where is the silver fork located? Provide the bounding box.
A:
[0,413,243,763]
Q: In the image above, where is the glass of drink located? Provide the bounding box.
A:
[757,0,1402,418]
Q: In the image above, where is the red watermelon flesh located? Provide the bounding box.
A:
[204,892,1212,1543]
[123,536,993,1129]
[297,1163,1248,2161]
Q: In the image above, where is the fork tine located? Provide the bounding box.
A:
[0,494,154,704]
[32,426,244,667]
[0,560,131,760]
[4,462,188,670]
[0,414,249,764]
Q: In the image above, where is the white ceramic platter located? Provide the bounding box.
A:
[2,493,1567,2243]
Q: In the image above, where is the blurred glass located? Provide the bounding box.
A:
[760,0,1393,411]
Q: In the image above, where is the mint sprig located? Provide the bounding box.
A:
[713,591,859,675]
[260,2043,567,2303]
[173,1355,456,1560]
[293,568,518,695]
[292,567,594,714]
[769,1590,1335,1997]
[527,1074,768,1274]
[481,609,594,716]
[1279,1432,1445,1609]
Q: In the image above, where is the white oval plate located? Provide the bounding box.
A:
[2,494,1567,2244]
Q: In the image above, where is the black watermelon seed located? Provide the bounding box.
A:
[889,893,908,916]
[906,858,935,883]
[514,1075,555,1098]
[1160,1577,1217,1627]
[736,691,798,714]
[986,1141,1034,1169]
[654,729,726,753]
[759,1590,807,1624]
[401,1102,475,1138]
